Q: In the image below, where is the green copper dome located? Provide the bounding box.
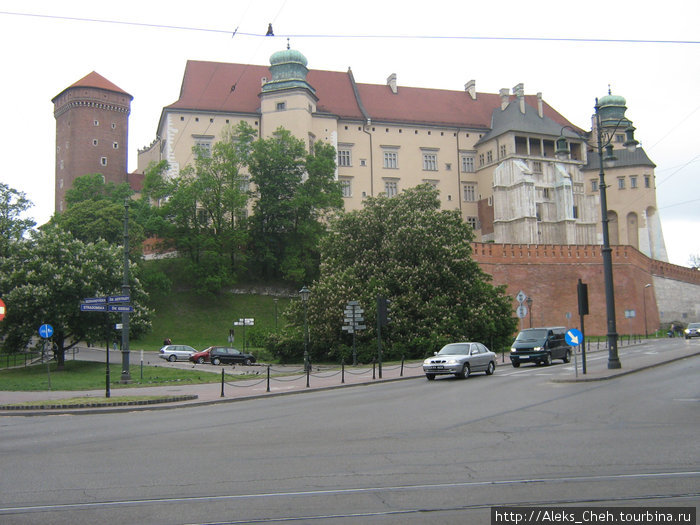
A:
[598,91,630,129]
[262,46,315,94]
[269,48,308,67]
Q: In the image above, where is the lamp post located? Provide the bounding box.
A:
[120,198,131,382]
[556,96,638,370]
[643,283,652,338]
[526,297,533,328]
[299,286,310,371]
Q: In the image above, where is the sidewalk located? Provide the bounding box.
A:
[1,340,698,415]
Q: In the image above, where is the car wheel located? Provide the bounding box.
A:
[544,353,552,366]
[563,350,571,363]
[456,363,470,379]
[512,361,520,368]
[197,357,205,364]
[486,361,495,375]
[244,358,252,366]
[212,357,221,365]
[168,355,176,362]
[426,374,435,381]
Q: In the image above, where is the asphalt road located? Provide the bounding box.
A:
[0,344,698,524]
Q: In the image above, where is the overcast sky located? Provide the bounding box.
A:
[1,0,698,266]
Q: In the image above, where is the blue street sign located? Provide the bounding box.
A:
[82,297,106,304]
[108,305,134,313]
[39,324,54,338]
[108,295,130,303]
[566,328,583,347]
[81,304,107,312]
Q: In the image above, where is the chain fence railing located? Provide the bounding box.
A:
[219,357,425,397]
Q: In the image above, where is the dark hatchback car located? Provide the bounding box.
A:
[209,346,256,366]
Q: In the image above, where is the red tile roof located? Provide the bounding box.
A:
[165,59,575,131]
[53,71,132,101]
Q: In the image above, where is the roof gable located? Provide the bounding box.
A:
[53,71,132,101]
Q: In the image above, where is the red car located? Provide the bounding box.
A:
[189,347,213,364]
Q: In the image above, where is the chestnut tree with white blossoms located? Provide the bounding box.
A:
[270,184,517,362]
[0,226,152,369]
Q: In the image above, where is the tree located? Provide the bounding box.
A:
[247,128,342,283]
[271,185,517,362]
[0,183,35,258]
[689,254,699,269]
[0,226,152,369]
[65,173,132,206]
[152,123,253,294]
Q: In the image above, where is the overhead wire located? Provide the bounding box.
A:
[1,10,699,45]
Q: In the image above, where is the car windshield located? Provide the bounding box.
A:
[515,329,547,343]
[438,344,470,356]
[689,323,700,329]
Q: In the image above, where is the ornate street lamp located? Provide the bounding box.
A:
[526,297,533,328]
[555,96,638,369]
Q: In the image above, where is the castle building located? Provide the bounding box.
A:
[52,71,132,213]
[137,46,667,262]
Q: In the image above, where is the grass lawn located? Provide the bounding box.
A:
[134,289,292,353]
[0,360,224,391]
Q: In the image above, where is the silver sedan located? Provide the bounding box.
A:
[158,344,197,362]
[423,342,496,380]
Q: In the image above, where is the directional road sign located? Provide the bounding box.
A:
[565,328,583,347]
[82,297,107,304]
[81,304,108,312]
[108,305,134,313]
[39,324,54,338]
[0,298,5,321]
[108,295,130,303]
[516,290,527,304]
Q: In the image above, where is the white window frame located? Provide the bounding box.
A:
[461,155,475,173]
[463,183,476,202]
[384,179,398,197]
[338,149,352,167]
[340,178,352,198]
[383,150,398,169]
[422,152,438,171]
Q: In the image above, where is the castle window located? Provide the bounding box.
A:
[478,154,485,167]
[194,140,212,158]
[617,177,625,190]
[644,175,651,188]
[463,183,476,202]
[276,102,286,111]
[466,216,478,230]
[630,175,638,189]
[383,150,398,169]
[181,116,185,121]
[573,206,579,218]
[113,142,119,149]
[338,149,352,167]
[543,188,550,199]
[94,120,99,126]
[461,155,475,173]
[100,157,107,166]
[532,161,543,173]
[500,145,507,158]
[422,153,437,171]
[340,178,352,198]
[92,139,98,146]
[384,180,398,197]
[486,151,493,163]
[591,179,598,192]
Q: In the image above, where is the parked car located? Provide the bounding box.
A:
[685,322,700,339]
[158,344,197,362]
[189,347,213,364]
[209,347,256,366]
[423,342,496,380]
[509,326,572,367]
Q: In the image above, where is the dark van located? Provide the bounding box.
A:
[509,327,572,367]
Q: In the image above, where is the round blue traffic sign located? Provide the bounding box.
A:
[565,328,583,347]
[39,324,54,339]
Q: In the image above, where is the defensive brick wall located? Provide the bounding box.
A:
[471,242,700,336]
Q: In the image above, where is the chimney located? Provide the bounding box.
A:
[513,83,525,114]
[465,79,476,100]
[387,73,397,94]
[537,92,544,118]
[499,88,510,110]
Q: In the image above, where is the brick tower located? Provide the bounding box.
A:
[52,72,132,213]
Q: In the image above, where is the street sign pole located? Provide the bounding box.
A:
[120,199,131,383]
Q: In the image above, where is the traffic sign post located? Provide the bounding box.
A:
[79,294,134,394]
[343,301,365,366]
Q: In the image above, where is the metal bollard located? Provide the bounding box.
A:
[266,365,270,392]
[341,359,345,384]
[220,368,225,397]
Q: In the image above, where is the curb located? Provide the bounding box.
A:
[551,350,699,383]
[0,394,199,411]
